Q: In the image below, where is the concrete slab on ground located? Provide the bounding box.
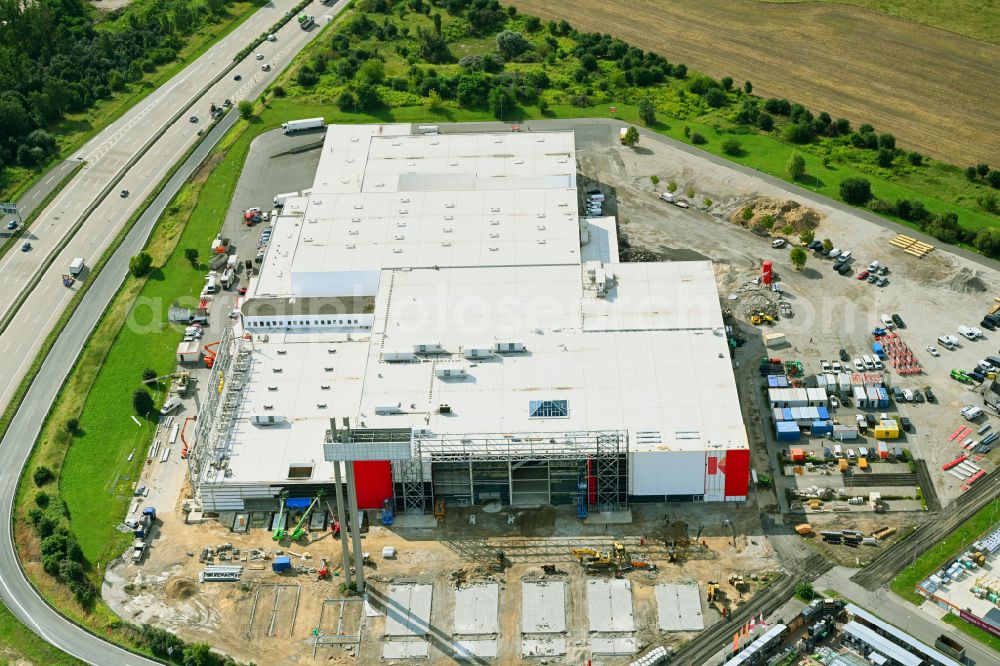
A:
[588,578,636,632]
[392,514,437,528]
[383,641,429,659]
[584,510,633,525]
[522,637,567,657]
[521,580,566,633]
[655,582,705,631]
[453,638,498,659]
[453,583,499,635]
[920,600,948,620]
[591,636,638,656]
[383,583,433,638]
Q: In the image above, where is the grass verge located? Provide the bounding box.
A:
[0,599,85,665]
[890,499,1000,605]
[941,612,1000,653]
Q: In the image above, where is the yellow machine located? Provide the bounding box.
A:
[707,581,718,602]
[613,541,628,563]
[434,499,445,520]
[571,548,615,567]
[750,314,762,325]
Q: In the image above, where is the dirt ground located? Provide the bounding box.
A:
[509,0,1000,164]
[103,502,780,664]
[576,130,1000,511]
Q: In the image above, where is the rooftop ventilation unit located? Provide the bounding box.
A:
[463,347,492,359]
[383,350,416,362]
[414,342,444,354]
[494,341,526,353]
[375,403,404,415]
[251,415,284,426]
[435,367,467,379]
[438,404,452,414]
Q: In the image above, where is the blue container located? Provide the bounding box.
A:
[776,421,801,441]
[816,406,830,420]
[272,556,292,573]
[811,420,833,435]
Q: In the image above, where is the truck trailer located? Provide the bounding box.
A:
[281,117,324,134]
[273,191,300,208]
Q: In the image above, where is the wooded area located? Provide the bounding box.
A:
[0,0,232,177]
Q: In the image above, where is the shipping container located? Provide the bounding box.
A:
[833,425,859,440]
[877,441,890,459]
[790,448,806,461]
[776,421,800,441]
[874,420,900,439]
[811,420,833,436]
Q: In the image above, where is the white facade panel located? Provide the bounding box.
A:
[630,451,705,496]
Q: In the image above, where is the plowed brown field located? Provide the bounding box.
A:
[508,0,1000,164]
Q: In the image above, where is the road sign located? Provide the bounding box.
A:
[0,202,17,215]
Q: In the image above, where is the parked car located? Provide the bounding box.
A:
[832,361,842,372]
[862,355,876,370]
[839,349,850,362]
[926,345,940,357]
[808,240,823,250]
[853,358,865,371]
[867,273,878,283]
[876,277,888,287]
[820,359,831,372]
[977,360,994,372]
[981,318,997,331]
[838,263,853,275]
[865,414,876,427]
[828,248,842,258]
[857,270,869,280]
[120,189,129,197]
[20,241,30,252]
[900,416,912,432]
[937,335,959,350]
[880,314,895,329]
[891,314,905,328]
[914,389,925,403]
[868,260,880,272]
[771,238,786,248]
[877,265,888,275]
[256,53,265,60]
[892,386,905,402]
[959,325,979,340]
[188,115,198,123]
[925,387,936,402]
[835,250,852,263]
[902,388,914,401]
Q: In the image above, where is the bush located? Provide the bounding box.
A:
[721,138,741,155]
[65,418,79,434]
[237,100,253,120]
[988,170,1000,189]
[690,132,706,145]
[799,229,815,244]
[876,148,894,168]
[183,248,199,266]
[667,181,677,193]
[496,30,530,58]
[907,151,923,166]
[782,123,814,144]
[33,466,54,486]
[272,85,286,98]
[129,252,153,278]
[637,97,655,126]
[702,197,713,207]
[35,491,49,508]
[795,581,816,601]
[839,177,873,206]
[787,153,805,180]
[763,97,791,115]
[789,247,807,270]
[650,175,659,185]
[741,207,754,221]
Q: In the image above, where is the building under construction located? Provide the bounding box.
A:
[187,124,750,518]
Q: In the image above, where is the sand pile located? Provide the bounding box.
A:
[165,577,197,600]
[729,198,823,234]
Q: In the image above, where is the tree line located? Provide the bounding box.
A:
[0,0,232,184]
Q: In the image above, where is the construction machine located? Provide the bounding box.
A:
[271,492,289,541]
[434,499,445,520]
[706,581,718,602]
[612,541,628,564]
[288,492,324,541]
[490,549,510,572]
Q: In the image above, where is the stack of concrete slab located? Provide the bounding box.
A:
[655,583,704,631]
[588,578,637,656]
[521,580,567,658]
[452,583,499,660]
[383,583,433,660]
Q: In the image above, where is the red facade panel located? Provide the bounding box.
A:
[723,449,751,498]
[353,460,393,510]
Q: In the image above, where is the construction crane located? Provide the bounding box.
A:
[272,491,289,541]
[288,491,324,541]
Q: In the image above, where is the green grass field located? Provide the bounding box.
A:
[760,0,1000,45]
[0,600,83,665]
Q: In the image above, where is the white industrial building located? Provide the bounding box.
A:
[188,124,750,516]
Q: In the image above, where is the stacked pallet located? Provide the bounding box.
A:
[889,234,934,257]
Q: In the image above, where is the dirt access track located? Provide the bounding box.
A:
[508,0,1000,165]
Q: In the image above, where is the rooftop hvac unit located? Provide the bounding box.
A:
[414,342,444,354]
[493,341,526,353]
[251,415,284,426]
[382,350,415,362]
[463,347,492,359]
[435,367,467,379]
[375,404,403,415]
[438,404,452,414]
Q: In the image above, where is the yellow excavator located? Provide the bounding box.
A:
[571,548,615,568]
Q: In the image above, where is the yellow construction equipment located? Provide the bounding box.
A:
[707,581,718,602]
[613,541,628,563]
[750,314,762,325]
[434,499,445,520]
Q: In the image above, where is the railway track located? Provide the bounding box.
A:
[669,554,831,666]
[852,469,1000,589]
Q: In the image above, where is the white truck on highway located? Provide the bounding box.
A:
[69,257,85,275]
[273,191,300,208]
[281,117,324,134]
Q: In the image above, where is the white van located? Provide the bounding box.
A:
[862,355,876,370]
[160,397,182,415]
[873,357,884,370]
[938,335,959,349]
[958,325,978,340]
[69,257,85,275]
[834,444,843,457]
[204,274,218,294]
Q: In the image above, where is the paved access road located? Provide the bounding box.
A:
[0,0,348,414]
[0,3,351,664]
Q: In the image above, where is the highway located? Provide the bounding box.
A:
[0,2,349,664]
[0,0,347,416]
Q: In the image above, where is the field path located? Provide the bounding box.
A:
[509,0,1000,164]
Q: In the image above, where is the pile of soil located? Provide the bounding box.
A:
[945,268,989,294]
[165,577,197,600]
[620,247,664,262]
[729,198,823,235]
